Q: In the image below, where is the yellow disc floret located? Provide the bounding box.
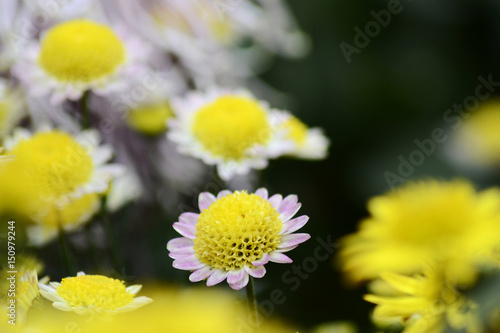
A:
[38,20,125,83]
[56,275,134,310]
[284,115,308,146]
[193,191,282,270]
[126,102,174,135]
[192,96,271,160]
[9,131,93,199]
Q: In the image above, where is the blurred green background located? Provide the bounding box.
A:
[259,0,500,330]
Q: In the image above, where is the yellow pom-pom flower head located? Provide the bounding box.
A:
[168,89,294,180]
[13,19,149,105]
[167,188,310,290]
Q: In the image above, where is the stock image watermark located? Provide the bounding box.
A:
[6,220,16,325]
[237,235,337,332]
[384,74,500,188]
[340,0,411,64]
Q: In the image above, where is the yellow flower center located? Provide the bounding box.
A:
[192,96,271,160]
[126,102,174,135]
[38,193,99,228]
[8,131,93,199]
[193,191,282,270]
[38,20,125,83]
[57,275,134,310]
[284,115,308,146]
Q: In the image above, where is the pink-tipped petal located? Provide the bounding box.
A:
[268,194,283,209]
[217,190,232,199]
[269,252,293,264]
[207,269,229,286]
[279,196,302,221]
[227,269,250,290]
[244,265,266,278]
[199,192,217,210]
[173,257,205,271]
[280,233,311,248]
[227,269,245,284]
[252,253,270,267]
[167,237,194,251]
[279,215,309,235]
[275,245,299,253]
[179,212,199,226]
[189,266,214,282]
[173,222,196,239]
[255,188,269,200]
[169,246,196,259]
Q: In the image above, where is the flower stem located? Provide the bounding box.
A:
[246,276,260,332]
[84,222,100,270]
[101,196,121,273]
[58,227,75,276]
[81,90,90,129]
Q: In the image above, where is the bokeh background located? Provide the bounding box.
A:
[9,0,500,331]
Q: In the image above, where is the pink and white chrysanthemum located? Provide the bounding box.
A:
[167,188,310,290]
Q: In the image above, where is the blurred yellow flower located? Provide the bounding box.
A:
[341,179,500,284]
[456,100,500,166]
[126,101,173,135]
[364,267,479,333]
[39,272,152,316]
[38,19,125,83]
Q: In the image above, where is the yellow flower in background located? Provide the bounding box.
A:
[364,267,479,333]
[38,272,152,316]
[1,128,122,244]
[82,285,296,333]
[126,101,174,135]
[454,100,500,167]
[340,179,500,284]
[1,255,45,325]
[27,193,100,246]
[38,20,125,83]
[0,79,24,140]
[277,112,330,160]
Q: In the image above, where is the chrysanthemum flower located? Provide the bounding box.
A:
[340,179,500,284]
[364,267,479,333]
[168,89,292,180]
[13,19,147,105]
[126,101,174,135]
[4,128,122,203]
[16,270,42,324]
[0,79,25,139]
[167,188,310,290]
[452,100,500,167]
[39,272,152,316]
[2,128,122,244]
[27,193,101,246]
[275,112,329,160]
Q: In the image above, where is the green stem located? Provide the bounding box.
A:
[57,226,75,276]
[101,196,121,273]
[246,276,260,332]
[84,222,100,270]
[81,90,90,129]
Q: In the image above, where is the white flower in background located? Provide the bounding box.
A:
[168,89,292,180]
[13,19,149,105]
[106,168,142,213]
